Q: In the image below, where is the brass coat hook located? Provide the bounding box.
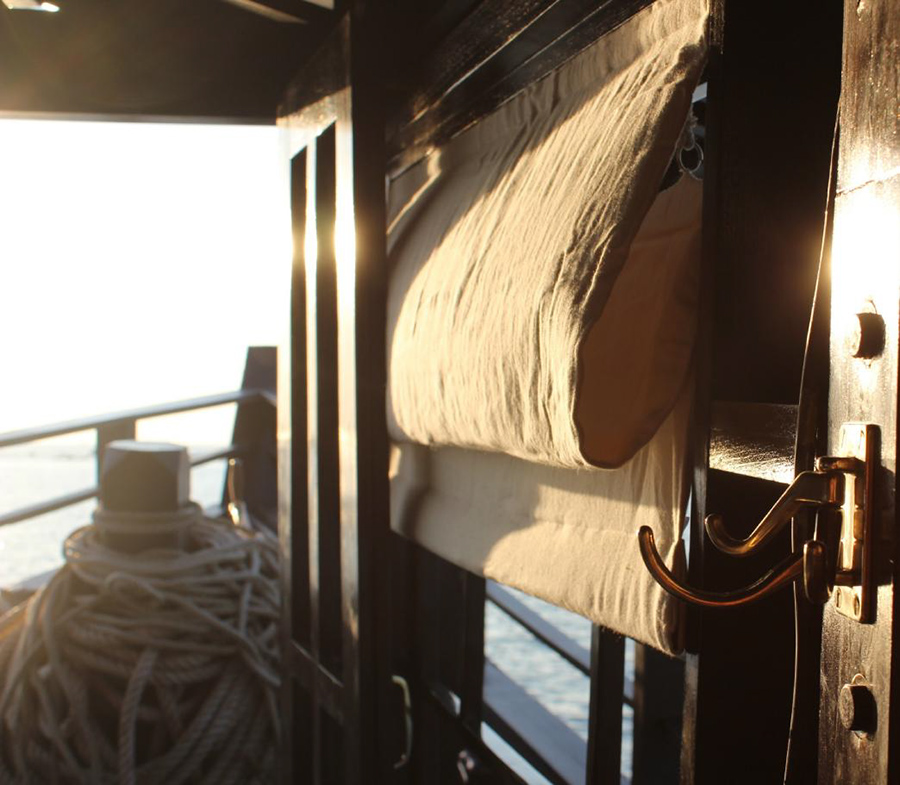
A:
[638,423,878,618]
[704,470,844,557]
[638,527,806,608]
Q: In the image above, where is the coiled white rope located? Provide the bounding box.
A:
[0,506,281,784]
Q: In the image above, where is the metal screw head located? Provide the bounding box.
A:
[848,312,885,359]
[457,750,490,783]
[839,680,877,734]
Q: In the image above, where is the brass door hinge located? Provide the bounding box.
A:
[817,423,879,622]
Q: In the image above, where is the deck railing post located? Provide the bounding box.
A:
[227,346,277,529]
[0,388,270,530]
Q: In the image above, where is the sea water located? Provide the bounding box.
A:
[0,443,632,784]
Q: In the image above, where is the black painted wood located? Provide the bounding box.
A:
[410,549,445,784]
[784,99,837,785]
[288,641,345,724]
[706,1,842,407]
[278,12,394,781]
[632,645,684,785]
[384,534,417,784]
[460,573,487,733]
[304,126,340,782]
[291,679,314,784]
[404,549,488,783]
[684,2,843,783]
[586,626,625,784]
[386,0,651,173]
[280,144,310,785]
[423,678,530,785]
[694,473,797,784]
[817,3,900,783]
[312,124,344,678]
[389,0,563,129]
[341,7,394,780]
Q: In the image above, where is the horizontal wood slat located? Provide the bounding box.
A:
[709,402,797,484]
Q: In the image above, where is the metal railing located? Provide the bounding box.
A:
[484,580,636,784]
[0,345,673,785]
[0,388,274,528]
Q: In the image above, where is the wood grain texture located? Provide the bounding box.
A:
[709,403,797,484]
[386,0,652,173]
[817,2,900,783]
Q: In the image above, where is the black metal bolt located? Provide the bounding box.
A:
[848,312,885,359]
[839,681,877,734]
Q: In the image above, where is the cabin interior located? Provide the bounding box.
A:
[1,0,898,783]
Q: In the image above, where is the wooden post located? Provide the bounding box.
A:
[816,3,900,782]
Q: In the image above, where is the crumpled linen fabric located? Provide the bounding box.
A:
[386,0,708,654]
[387,0,708,470]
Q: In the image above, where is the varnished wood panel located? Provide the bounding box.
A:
[709,403,797,484]
[818,2,900,782]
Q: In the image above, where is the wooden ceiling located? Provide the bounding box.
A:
[0,0,609,124]
[0,0,334,120]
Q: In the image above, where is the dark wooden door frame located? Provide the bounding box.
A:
[817,3,900,783]
[274,2,866,784]
[277,12,394,783]
[683,2,843,784]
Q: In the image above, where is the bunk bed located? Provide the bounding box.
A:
[2,0,898,783]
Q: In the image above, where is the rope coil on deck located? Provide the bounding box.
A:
[0,507,281,784]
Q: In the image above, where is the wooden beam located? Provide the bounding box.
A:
[709,403,796,484]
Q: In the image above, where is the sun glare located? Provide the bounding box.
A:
[831,189,900,352]
[0,119,290,444]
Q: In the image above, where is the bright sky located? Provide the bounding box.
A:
[0,119,290,445]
